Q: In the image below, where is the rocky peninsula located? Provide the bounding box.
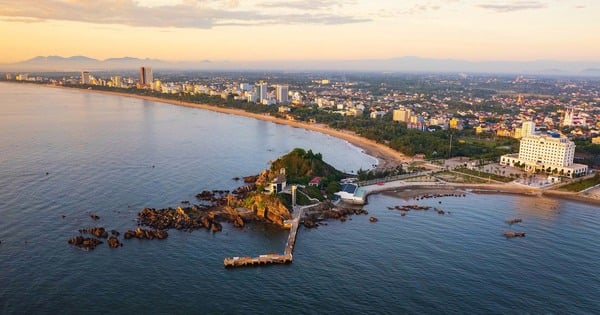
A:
[68,148,367,251]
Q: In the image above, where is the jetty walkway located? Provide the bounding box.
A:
[223,206,306,268]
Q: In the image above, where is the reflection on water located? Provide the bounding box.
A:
[512,195,561,219]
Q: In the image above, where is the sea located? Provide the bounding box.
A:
[1,83,599,314]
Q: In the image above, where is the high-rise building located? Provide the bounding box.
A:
[500,133,587,178]
[81,71,92,84]
[139,67,153,86]
[111,76,122,88]
[256,81,267,102]
[392,109,411,122]
[521,121,536,137]
[81,71,91,85]
[276,85,289,104]
[562,109,574,127]
[240,83,252,92]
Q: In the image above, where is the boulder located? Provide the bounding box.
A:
[155,230,168,239]
[212,222,223,232]
[233,216,245,228]
[107,236,120,248]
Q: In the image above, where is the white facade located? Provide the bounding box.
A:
[239,83,252,92]
[276,85,289,104]
[518,135,574,167]
[500,134,588,178]
[81,71,91,85]
[521,121,536,137]
[563,109,574,127]
[256,82,267,102]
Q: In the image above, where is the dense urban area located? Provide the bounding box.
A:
[3,69,600,175]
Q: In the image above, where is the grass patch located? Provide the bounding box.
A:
[453,167,513,183]
[434,171,489,184]
[558,174,600,192]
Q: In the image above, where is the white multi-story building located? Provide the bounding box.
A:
[239,83,252,92]
[500,133,588,178]
[521,121,536,137]
[276,85,289,104]
[81,71,91,85]
[256,82,267,102]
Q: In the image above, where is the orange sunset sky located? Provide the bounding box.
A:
[0,0,598,63]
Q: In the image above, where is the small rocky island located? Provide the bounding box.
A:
[68,148,365,251]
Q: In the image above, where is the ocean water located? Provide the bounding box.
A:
[1,83,599,314]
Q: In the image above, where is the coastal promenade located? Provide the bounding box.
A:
[223,206,305,268]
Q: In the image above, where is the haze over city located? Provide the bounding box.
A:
[1,0,599,65]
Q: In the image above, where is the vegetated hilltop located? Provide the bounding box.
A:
[268,148,344,185]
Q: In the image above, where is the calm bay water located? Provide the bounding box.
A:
[1,83,599,314]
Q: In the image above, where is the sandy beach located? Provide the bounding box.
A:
[5,82,596,205]
[49,85,410,169]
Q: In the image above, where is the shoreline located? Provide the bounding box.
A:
[4,82,598,205]
[372,182,600,206]
[39,83,410,169]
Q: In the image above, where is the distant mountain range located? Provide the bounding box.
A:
[2,55,600,76]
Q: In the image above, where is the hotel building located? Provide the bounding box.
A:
[500,123,588,178]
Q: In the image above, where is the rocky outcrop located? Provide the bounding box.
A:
[123,228,168,240]
[138,207,205,231]
[90,214,100,220]
[68,236,103,250]
[243,193,291,226]
[243,175,259,183]
[212,222,223,232]
[303,219,317,228]
[107,236,121,248]
[87,227,109,238]
[233,216,245,228]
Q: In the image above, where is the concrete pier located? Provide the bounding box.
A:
[224,207,304,268]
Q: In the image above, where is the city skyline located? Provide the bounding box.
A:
[1,0,599,64]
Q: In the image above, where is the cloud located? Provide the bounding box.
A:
[478,1,547,12]
[0,0,369,28]
[260,0,336,10]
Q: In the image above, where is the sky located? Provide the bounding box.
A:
[0,0,598,63]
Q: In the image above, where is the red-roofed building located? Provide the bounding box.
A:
[309,176,322,187]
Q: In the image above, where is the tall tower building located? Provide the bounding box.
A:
[276,85,289,104]
[521,121,536,138]
[81,71,91,85]
[139,67,153,86]
[562,109,574,127]
[256,81,267,102]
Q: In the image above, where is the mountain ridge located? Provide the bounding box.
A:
[2,55,600,76]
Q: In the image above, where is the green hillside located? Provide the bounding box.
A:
[269,148,343,185]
